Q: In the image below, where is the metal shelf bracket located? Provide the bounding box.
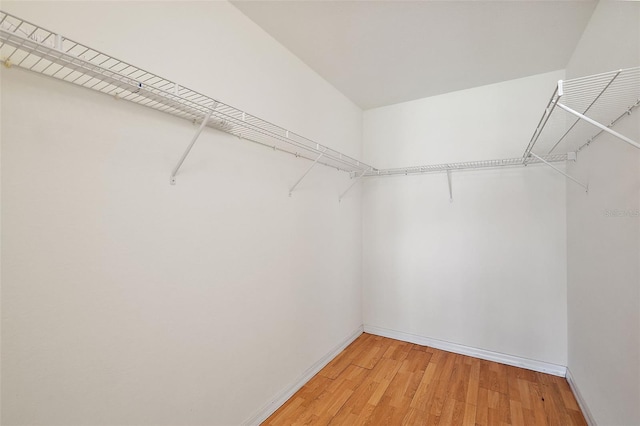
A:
[170,107,215,185]
[446,169,453,202]
[529,152,588,192]
[338,170,367,203]
[522,80,563,162]
[289,152,324,196]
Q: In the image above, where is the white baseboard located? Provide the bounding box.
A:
[243,325,364,425]
[363,325,567,377]
[566,368,597,426]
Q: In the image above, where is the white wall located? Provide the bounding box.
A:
[0,2,363,425]
[362,71,569,366]
[565,2,640,425]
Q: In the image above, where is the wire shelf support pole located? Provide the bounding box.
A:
[289,152,324,197]
[556,102,640,150]
[577,99,640,152]
[522,81,562,162]
[338,170,367,203]
[529,152,588,192]
[170,106,215,185]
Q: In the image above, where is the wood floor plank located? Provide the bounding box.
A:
[479,360,492,390]
[529,381,549,426]
[453,363,471,403]
[298,375,333,400]
[498,391,512,424]
[439,396,458,425]
[412,344,434,353]
[546,381,574,426]
[331,365,369,392]
[262,334,588,426]
[523,407,537,426]
[401,407,429,425]
[429,352,458,416]
[466,358,481,406]
[510,399,526,426]
[352,402,377,424]
[462,402,477,426]
[487,407,501,426]
[319,334,371,379]
[489,370,502,393]
[515,366,539,383]
[382,340,413,362]
[387,371,415,409]
[400,348,433,374]
[263,397,305,426]
[441,396,466,426]
[495,362,510,395]
[556,380,581,412]
[371,357,402,383]
[519,378,533,409]
[488,389,500,409]
[409,360,439,411]
[476,387,490,425]
[567,408,589,426]
[507,365,522,402]
[365,395,407,425]
[368,378,393,406]
[354,342,387,370]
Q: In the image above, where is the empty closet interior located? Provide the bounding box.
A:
[1,1,638,425]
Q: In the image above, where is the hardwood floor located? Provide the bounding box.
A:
[263,333,586,425]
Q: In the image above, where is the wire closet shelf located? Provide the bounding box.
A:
[0,11,374,177]
[366,154,569,177]
[523,67,640,160]
[368,67,640,178]
[1,10,638,186]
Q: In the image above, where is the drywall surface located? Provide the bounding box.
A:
[565,2,640,425]
[363,71,569,366]
[0,2,363,425]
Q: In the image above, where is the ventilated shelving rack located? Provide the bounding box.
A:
[365,154,569,177]
[523,67,640,159]
[368,68,639,180]
[365,67,639,195]
[364,154,573,202]
[0,10,375,189]
[1,10,638,199]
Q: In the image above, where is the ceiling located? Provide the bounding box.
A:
[231,1,597,110]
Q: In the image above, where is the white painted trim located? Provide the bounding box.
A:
[566,368,597,426]
[243,325,364,426]
[364,325,567,377]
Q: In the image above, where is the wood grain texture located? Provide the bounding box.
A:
[262,334,586,426]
